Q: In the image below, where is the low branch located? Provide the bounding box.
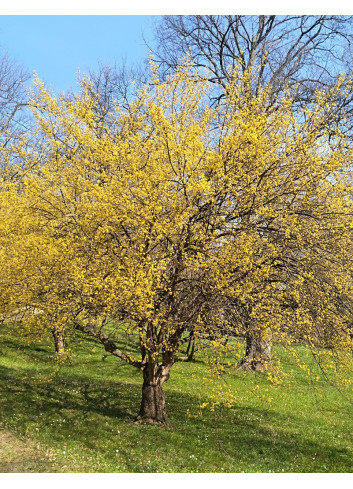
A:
[74,322,143,369]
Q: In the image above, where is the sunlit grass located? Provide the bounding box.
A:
[0,324,352,472]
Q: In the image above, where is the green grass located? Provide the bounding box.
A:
[0,324,353,473]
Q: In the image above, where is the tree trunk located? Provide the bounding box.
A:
[237,333,272,372]
[52,329,65,355]
[136,363,170,426]
[185,334,195,362]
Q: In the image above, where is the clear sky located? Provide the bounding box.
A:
[0,6,349,94]
[0,15,157,93]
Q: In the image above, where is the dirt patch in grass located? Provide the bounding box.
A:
[0,427,58,473]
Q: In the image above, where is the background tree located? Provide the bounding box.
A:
[0,50,30,181]
[154,15,353,102]
[0,50,70,355]
[0,50,39,342]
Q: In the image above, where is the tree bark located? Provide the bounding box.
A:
[52,329,65,355]
[237,333,272,372]
[136,363,170,426]
[185,334,195,361]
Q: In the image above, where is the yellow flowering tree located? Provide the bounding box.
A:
[2,65,353,425]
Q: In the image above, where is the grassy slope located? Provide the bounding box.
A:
[0,324,352,473]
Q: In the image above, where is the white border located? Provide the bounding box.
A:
[0,473,353,488]
[0,1,352,15]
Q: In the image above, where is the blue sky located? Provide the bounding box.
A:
[0,7,349,94]
[0,16,158,93]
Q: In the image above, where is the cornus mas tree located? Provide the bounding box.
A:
[2,65,353,425]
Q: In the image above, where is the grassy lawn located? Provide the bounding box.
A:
[0,324,353,473]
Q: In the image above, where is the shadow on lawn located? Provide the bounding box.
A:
[0,360,352,472]
[0,364,135,421]
[165,398,352,472]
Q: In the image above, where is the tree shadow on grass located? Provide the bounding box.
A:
[0,362,352,472]
[164,390,353,472]
[0,364,135,421]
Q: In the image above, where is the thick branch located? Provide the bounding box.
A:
[74,322,142,369]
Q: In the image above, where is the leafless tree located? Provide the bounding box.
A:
[154,16,353,106]
[0,50,31,179]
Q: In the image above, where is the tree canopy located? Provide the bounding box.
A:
[1,63,353,424]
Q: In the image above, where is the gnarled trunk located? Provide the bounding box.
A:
[237,333,272,372]
[136,363,170,426]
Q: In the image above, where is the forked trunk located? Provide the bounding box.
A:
[237,333,272,372]
[136,363,170,426]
